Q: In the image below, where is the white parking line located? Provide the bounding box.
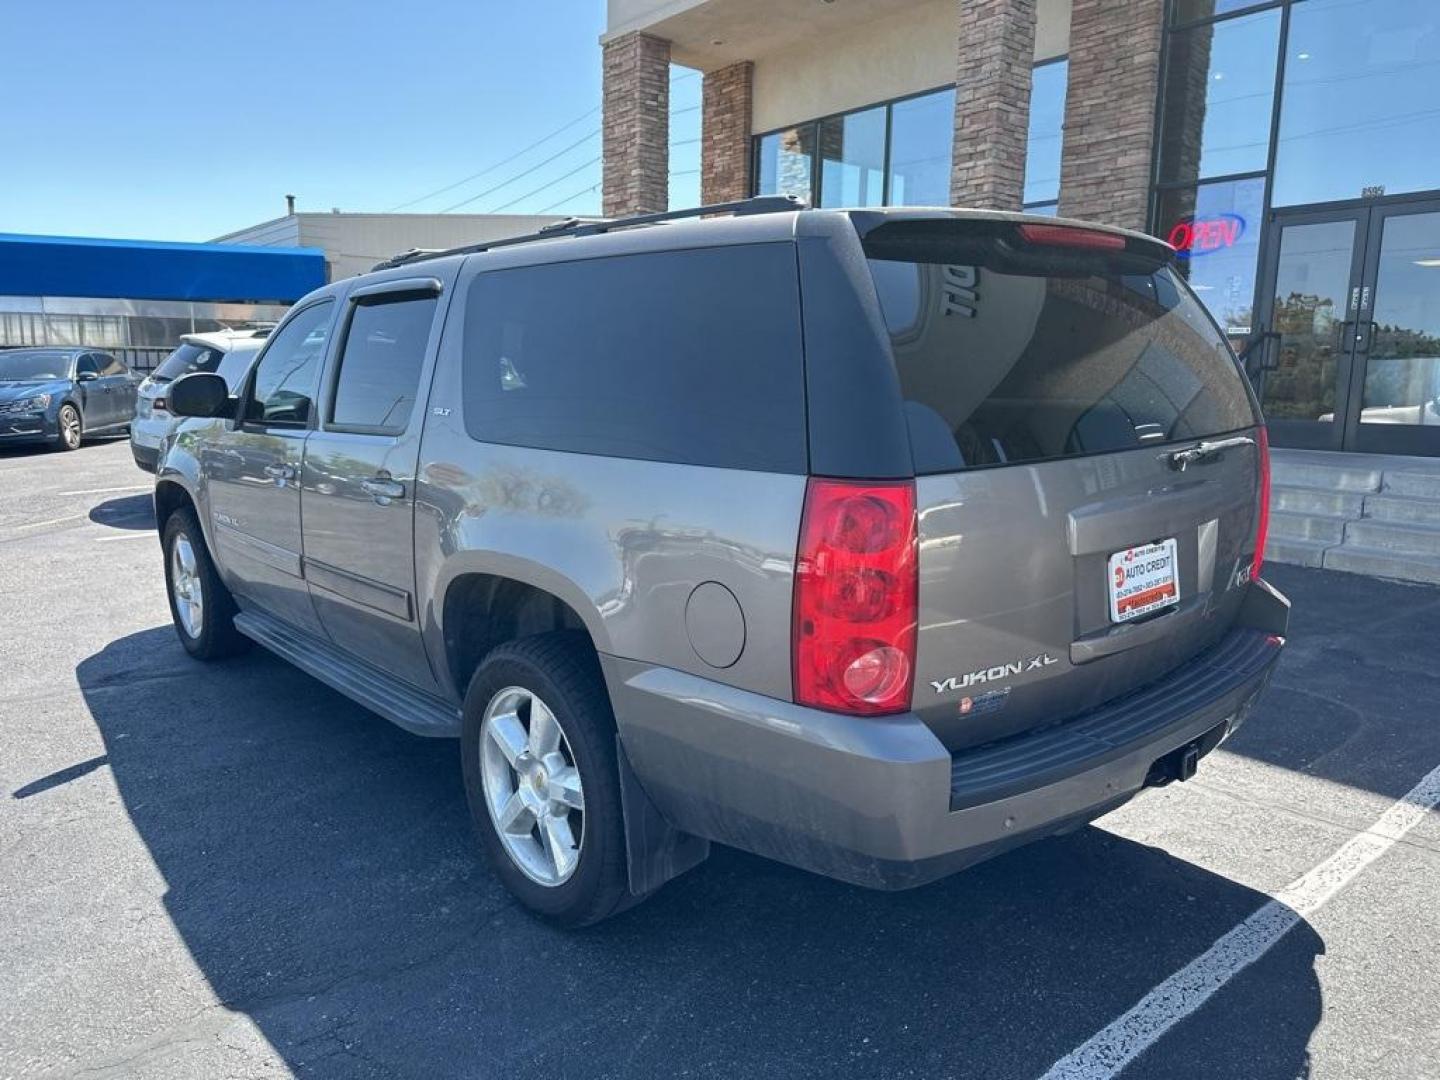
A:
[1037,760,1440,1080]
[57,484,151,497]
[10,515,81,531]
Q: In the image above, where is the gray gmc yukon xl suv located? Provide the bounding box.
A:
[155,197,1288,926]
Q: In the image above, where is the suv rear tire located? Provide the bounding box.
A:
[461,631,635,927]
[162,508,249,660]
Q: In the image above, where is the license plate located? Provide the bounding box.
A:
[1108,538,1179,623]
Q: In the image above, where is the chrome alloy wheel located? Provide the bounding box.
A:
[59,406,81,449]
[170,533,204,639]
[479,686,585,887]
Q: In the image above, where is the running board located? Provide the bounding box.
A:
[233,609,462,737]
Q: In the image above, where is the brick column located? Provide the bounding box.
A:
[950,0,1037,210]
[1057,0,1165,230]
[602,32,670,218]
[700,61,754,205]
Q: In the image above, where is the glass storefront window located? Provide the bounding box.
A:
[1158,8,1280,183]
[1172,0,1273,25]
[818,106,886,207]
[1155,176,1266,343]
[1361,210,1440,426]
[1024,59,1066,208]
[757,61,1063,209]
[888,88,954,206]
[1272,0,1440,207]
[756,126,815,201]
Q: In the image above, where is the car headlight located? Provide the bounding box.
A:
[13,393,51,411]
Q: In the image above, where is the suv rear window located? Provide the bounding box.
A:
[863,222,1258,474]
[152,343,223,382]
[461,244,807,473]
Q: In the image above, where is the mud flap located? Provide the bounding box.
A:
[1240,577,1291,637]
[616,736,710,896]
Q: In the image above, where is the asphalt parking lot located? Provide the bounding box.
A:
[3,438,1439,1080]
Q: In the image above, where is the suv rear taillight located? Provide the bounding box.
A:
[1251,426,1271,581]
[793,478,917,716]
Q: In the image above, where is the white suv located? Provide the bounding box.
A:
[130,329,269,471]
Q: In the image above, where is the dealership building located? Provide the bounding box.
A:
[601,0,1440,469]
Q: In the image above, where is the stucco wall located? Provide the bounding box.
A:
[751,0,1069,134]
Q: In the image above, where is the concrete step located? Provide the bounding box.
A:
[1383,470,1440,501]
[1343,518,1440,557]
[1363,493,1440,526]
[1263,534,1330,569]
[1267,510,1347,544]
[1270,461,1382,492]
[1271,485,1366,516]
[1322,545,1440,587]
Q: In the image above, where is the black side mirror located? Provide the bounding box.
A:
[76,370,98,382]
[169,372,235,419]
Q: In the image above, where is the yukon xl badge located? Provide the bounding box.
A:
[931,653,1059,694]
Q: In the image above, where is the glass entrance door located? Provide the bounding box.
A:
[1255,201,1440,454]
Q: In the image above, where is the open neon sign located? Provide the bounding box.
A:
[1167,213,1246,258]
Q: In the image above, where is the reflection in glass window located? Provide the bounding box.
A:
[1361,211,1440,426]
[1273,0,1440,207]
[1158,8,1280,183]
[1155,176,1266,344]
[756,126,815,201]
[818,107,886,207]
[332,297,437,432]
[1172,0,1272,25]
[888,89,954,206]
[1023,59,1066,208]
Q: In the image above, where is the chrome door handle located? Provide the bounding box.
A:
[263,463,296,481]
[1167,435,1255,471]
[360,477,406,503]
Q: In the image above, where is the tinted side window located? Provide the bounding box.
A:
[461,245,806,472]
[98,354,126,376]
[154,343,223,381]
[214,347,260,390]
[246,302,334,427]
[330,296,437,433]
[75,355,100,378]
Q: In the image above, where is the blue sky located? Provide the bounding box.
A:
[0,1,700,242]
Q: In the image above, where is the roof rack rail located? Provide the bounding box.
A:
[370,194,808,271]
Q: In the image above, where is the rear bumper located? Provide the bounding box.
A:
[130,438,159,472]
[607,580,1288,890]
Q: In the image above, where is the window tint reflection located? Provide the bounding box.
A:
[1158,9,1280,183]
[1273,0,1440,206]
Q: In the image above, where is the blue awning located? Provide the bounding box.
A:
[0,232,326,304]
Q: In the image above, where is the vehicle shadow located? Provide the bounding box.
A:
[88,493,155,531]
[74,627,1323,1079]
[1226,563,1440,801]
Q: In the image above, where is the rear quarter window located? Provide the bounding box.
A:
[866,237,1258,473]
[153,343,223,381]
[460,244,807,473]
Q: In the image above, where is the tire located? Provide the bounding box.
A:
[461,631,636,927]
[53,404,82,451]
[161,508,249,660]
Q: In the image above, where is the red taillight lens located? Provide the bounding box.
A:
[793,479,917,715]
[1016,222,1127,251]
[1251,427,1271,581]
